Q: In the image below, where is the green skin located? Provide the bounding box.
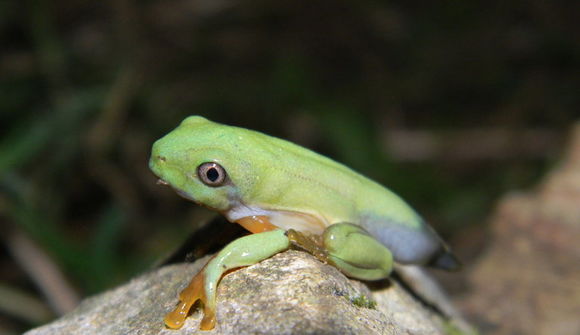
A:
[150,116,453,328]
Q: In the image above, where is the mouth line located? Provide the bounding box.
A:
[175,189,196,202]
[156,178,197,202]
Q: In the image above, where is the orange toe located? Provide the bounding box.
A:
[165,269,213,329]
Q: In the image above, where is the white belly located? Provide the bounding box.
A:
[226,205,327,235]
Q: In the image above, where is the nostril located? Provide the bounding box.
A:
[158,155,167,162]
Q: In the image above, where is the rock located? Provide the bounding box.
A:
[25,250,464,335]
[459,123,580,335]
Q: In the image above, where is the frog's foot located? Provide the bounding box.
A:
[165,264,216,330]
[164,229,291,330]
[286,229,329,263]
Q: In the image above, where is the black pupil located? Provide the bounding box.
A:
[206,168,220,182]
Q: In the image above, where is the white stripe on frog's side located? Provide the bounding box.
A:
[225,205,328,235]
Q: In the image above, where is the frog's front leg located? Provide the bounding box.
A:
[288,223,393,281]
[164,229,290,330]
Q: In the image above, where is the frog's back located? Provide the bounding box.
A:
[245,125,458,268]
[235,123,418,222]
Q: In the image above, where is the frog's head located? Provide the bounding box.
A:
[149,116,253,212]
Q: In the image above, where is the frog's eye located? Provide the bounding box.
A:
[197,162,227,187]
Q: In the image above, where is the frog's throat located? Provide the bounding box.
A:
[225,206,327,235]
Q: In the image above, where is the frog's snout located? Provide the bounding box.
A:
[149,152,168,181]
[151,154,167,165]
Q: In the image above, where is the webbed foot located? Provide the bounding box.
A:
[165,263,216,330]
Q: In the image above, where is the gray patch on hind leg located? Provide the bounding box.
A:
[359,216,441,265]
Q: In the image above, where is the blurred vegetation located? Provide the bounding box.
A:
[0,0,578,333]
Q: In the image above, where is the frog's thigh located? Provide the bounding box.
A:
[322,223,393,281]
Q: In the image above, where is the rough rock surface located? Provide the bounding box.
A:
[25,250,460,335]
[459,123,580,335]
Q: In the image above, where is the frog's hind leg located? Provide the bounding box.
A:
[288,223,393,281]
[286,228,388,279]
[322,223,393,280]
[164,229,291,330]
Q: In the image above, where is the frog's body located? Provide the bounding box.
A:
[149,116,459,330]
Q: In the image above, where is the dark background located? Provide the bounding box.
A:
[0,0,578,333]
